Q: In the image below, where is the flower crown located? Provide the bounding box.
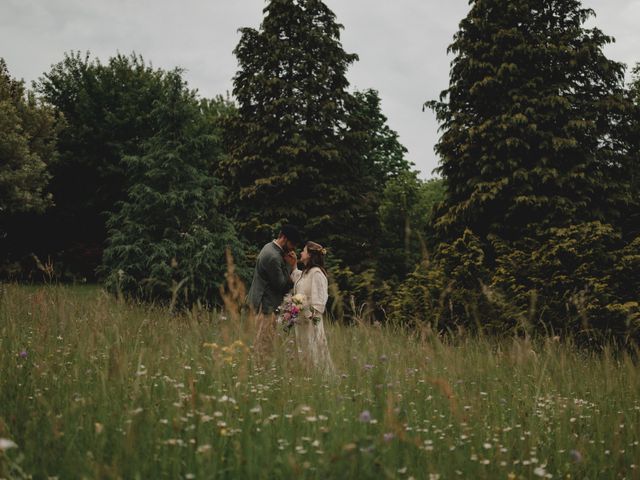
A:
[309,246,327,256]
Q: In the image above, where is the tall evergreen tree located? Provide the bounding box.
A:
[222,0,386,263]
[100,72,246,306]
[395,0,640,338]
[427,0,630,244]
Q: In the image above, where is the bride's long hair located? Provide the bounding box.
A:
[304,241,328,277]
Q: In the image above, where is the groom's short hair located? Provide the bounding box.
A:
[279,224,303,245]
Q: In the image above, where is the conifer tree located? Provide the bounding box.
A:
[428,0,630,244]
[222,0,389,262]
[101,72,245,306]
[400,0,640,338]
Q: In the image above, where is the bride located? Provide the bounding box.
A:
[284,241,335,373]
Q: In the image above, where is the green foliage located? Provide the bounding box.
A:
[621,64,640,238]
[491,223,633,337]
[0,59,58,215]
[221,0,356,244]
[344,89,411,188]
[421,177,447,217]
[32,52,176,278]
[223,4,413,316]
[387,257,442,329]
[221,0,410,270]
[427,0,631,243]
[325,261,394,324]
[390,229,494,330]
[337,88,413,270]
[378,174,445,283]
[392,224,640,342]
[100,72,246,307]
[494,224,640,341]
[395,0,640,341]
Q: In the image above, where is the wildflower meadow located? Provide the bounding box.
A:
[1,284,638,479]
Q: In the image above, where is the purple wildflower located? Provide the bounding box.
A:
[569,450,583,463]
[359,410,372,423]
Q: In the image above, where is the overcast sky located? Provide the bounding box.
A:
[1,0,638,178]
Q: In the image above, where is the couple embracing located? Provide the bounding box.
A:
[247,224,334,372]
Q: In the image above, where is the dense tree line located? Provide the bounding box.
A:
[0,54,247,304]
[0,0,637,341]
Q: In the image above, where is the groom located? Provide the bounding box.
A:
[248,223,302,318]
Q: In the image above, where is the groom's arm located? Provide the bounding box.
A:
[263,252,293,295]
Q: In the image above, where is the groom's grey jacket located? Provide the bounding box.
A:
[247,242,294,314]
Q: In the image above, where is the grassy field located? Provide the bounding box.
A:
[0,284,638,479]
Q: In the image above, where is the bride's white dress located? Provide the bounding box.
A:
[290,267,335,373]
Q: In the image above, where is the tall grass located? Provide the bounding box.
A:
[0,284,638,479]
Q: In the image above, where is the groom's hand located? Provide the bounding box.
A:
[284,251,297,268]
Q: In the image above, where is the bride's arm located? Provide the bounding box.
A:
[310,270,328,314]
[290,268,302,284]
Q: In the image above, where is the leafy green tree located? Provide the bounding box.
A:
[622,64,640,238]
[345,89,412,188]
[427,0,630,244]
[0,59,58,215]
[33,52,173,278]
[335,89,413,270]
[378,174,445,283]
[100,72,246,306]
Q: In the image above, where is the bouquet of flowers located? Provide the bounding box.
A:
[277,293,321,332]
